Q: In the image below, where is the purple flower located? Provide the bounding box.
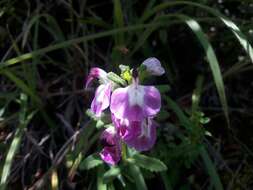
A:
[85,68,112,117]
[110,79,161,122]
[100,126,121,165]
[112,114,157,151]
[142,57,165,76]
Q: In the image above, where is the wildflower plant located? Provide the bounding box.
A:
[83,58,167,186]
[85,57,166,165]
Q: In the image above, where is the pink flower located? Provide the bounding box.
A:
[112,114,157,151]
[85,68,112,117]
[110,74,161,151]
[142,57,165,76]
[110,78,161,122]
[99,126,121,165]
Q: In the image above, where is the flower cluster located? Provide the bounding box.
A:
[85,57,165,165]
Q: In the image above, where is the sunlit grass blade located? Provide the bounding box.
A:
[141,1,253,63]
[180,15,229,125]
[0,127,23,190]
[51,169,59,190]
[0,94,35,190]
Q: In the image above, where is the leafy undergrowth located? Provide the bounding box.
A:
[0,0,253,189]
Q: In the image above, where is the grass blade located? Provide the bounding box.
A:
[0,23,166,69]
[178,15,229,125]
[0,128,23,190]
[113,0,125,45]
[129,165,147,190]
[0,94,34,190]
[200,146,224,190]
[141,1,253,63]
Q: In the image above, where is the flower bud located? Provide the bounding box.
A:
[142,57,165,76]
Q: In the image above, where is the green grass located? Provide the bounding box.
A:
[0,0,253,189]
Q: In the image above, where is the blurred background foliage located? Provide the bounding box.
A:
[0,0,253,189]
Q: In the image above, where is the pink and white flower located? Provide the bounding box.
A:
[110,74,161,151]
[110,78,161,122]
[85,68,112,117]
[112,114,157,151]
[86,58,164,165]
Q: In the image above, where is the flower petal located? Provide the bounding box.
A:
[100,126,121,165]
[100,146,121,165]
[125,119,157,151]
[142,57,165,76]
[143,86,161,117]
[112,115,157,152]
[112,113,139,141]
[110,84,161,121]
[91,83,111,117]
[110,86,144,121]
[85,67,107,88]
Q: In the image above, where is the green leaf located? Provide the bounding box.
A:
[79,153,103,170]
[97,166,107,190]
[200,146,224,190]
[157,84,171,93]
[128,164,147,190]
[131,154,167,172]
[103,167,121,183]
[161,172,173,190]
[164,96,194,131]
[107,72,127,86]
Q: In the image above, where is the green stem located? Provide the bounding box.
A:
[121,142,127,161]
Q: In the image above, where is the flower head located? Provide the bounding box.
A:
[86,58,164,165]
[142,57,165,76]
[100,126,121,165]
[110,79,161,121]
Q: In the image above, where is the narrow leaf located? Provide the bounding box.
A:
[103,167,121,183]
[131,154,167,172]
[79,153,103,170]
[200,146,224,190]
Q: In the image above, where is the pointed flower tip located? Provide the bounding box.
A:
[85,67,107,88]
[142,57,165,76]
